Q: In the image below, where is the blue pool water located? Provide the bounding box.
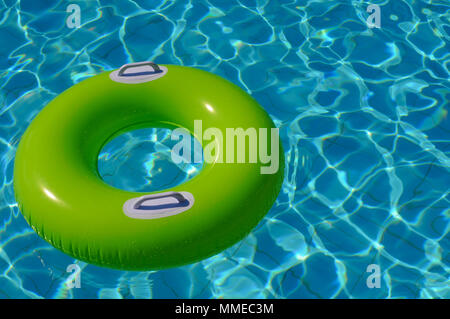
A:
[0,0,449,298]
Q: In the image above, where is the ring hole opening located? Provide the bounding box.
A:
[97,128,203,192]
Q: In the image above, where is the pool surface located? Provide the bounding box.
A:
[0,0,449,298]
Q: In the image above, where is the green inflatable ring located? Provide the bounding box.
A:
[14,63,284,270]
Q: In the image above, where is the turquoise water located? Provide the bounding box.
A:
[0,0,449,298]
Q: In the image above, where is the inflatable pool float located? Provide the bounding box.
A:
[13,62,284,270]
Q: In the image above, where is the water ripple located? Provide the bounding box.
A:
[0,0,448,298]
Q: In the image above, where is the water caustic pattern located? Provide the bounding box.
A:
[0,0,448,298]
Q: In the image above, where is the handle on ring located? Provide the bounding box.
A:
[133,192,190,211]
[123,191,194,219]
[118,62,162,76]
